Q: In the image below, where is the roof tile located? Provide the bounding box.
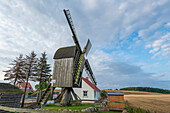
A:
[82,77,100,91]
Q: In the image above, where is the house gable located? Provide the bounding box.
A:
[16,82,34,92]
[73,77,100,102]
[82,77,100,91]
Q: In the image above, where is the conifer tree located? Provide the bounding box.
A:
[21,51,38,107]
[4,54,25,85]
[35,52,51,102]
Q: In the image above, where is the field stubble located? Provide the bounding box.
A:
[122,91,170,113]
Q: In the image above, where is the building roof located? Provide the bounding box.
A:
[82,77,100,91]
[53,46,77,59]
[16,82,34,92]
[0,83,23,94]
[108,92,124,96]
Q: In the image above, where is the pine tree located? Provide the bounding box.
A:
[35,52,51,102]
[21,51,38,107]
[4,54,25,85]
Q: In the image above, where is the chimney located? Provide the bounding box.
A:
[86,77,88,80]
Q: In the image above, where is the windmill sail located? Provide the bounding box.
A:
[83,39,92,56]
[84,59,97,86]
[63,9,96,87]
[63,9,82,53]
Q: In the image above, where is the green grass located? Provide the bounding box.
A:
[43,103,95,111]
[43,104,121,112]
[126,106,151,113]
[98,111,120,113]
[125,101,151,113]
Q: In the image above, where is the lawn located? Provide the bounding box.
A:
[98,111,121,113]
[43,103,95,111]
[43,104,120,112]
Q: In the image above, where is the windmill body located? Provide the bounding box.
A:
[52,9,96,106]
[53,46,82,88]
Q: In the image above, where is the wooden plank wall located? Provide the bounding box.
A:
[108,95,125,109]
[53,58,74,87]
[0,94,22,108]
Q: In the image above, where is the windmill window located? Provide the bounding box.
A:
[83,91,88,97]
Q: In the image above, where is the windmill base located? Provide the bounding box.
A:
[54,87,81,106]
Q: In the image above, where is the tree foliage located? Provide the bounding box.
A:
[4,54,25,85]
[35,81,48,91]
[4,51,51,107]
[34,52,51,102]
[100,90,107,100]
[120,87,170,94]
[21,51,38,107]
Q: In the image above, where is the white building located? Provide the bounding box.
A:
[73,77,100,103]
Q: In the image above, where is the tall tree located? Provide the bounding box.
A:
[21,51,38,107]
[4,54,25,85]
[35,52,51,102]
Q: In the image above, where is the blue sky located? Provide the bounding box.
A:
[0,0,169,90]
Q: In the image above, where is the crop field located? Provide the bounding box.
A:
[105,90,170,113]
[123,91,170,113]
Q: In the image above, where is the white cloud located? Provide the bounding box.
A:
[148,33,170,57]
[82,0,98,11]
[152,72,167,77]
[0,0,170,89]
[165,22,170,27]
[0,0,73,80]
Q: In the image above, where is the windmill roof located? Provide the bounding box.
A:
[53,46,77,59]
[82,77,100,91]
[0,83,23,94]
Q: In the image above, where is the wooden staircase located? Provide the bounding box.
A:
[38,83,51,107]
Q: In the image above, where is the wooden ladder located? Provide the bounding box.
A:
[38,83,51,107]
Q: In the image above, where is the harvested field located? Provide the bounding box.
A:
[123,91,170,113]
[104,90,170,113]
[125,95,170,113]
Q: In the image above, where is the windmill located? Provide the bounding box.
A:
[52,9,97,106]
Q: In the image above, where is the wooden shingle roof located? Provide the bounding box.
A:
[53,46,77,59]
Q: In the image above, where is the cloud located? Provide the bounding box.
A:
[0,0,75,79]
[147,33,170,58]
[89,50,170,89]
[152,72,167,77]
[165,22,170,27]
[0,0,170,90]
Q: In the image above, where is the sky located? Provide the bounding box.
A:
[0,0,170,90]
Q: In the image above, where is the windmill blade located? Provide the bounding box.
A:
[83,39,92,56]
[63,9,82,53]
[84,59,97,86]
